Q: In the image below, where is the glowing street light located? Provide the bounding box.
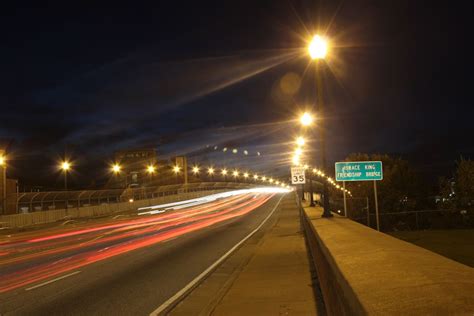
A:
[243,172,249,178]
[59,160,71,195]
[173,165,181,174]
[308,35,328,60]
[147,165,156,174]
[208,167,215,175]
[262,176,267,181]
[60,160,71,213]
[192,165,200,175]
[292,155,300,166]
[0,155,5,167]
[294,148,303,156]
[221,169,228,176]
[61,161,71,172]
[111,163,121,174]
[253,174,258,180]
[296,136,305,147]
[233,170,239,177]
[300,112,314,127]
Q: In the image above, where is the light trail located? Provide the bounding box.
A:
[0,188,287,293]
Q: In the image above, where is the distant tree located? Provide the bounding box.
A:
[455,157,474,209]
[437,176,456,209]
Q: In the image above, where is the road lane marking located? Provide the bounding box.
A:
[25,271,81,291]
[149,194,286,316]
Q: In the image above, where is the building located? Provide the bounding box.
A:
[108,148,158,188]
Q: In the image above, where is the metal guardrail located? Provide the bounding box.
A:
[2,182,253,214]
[330,197,473,231]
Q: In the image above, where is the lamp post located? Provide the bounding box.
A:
[208,167,214,182]
[61,161,70,191]
[192,165,200,183]
[232,170,239,182]
[111,163,122,187]
[60,160,71,214]
[173,165,181,184]
[308,34,332,218]
[0,154,6,214]
[146,165,156,186]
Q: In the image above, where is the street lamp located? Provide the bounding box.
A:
[173,165,180,184]
[147,165,156,174]
[173,165,180,174]
[208,167,215,181]
[233,170,239,178]
[146,165,156,186]
[60,161,71,189]
[112,164,121,174]
[192,165,200,175]
[292,154,300,166]
[308,35,328,60]
[306,34,332,216]
[300,112,314,127]
[296,136,305,147]
[0,155,5,214]
[60,160,71,214]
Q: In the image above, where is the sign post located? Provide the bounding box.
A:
[291,167,306,201]
[373,180,379,231]
[291,166,306,185]
[335,161,383,231]
[342,181,347,217]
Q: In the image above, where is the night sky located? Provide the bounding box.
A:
[1,1,473,189]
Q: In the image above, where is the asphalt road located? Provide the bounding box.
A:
[0,190,285,315]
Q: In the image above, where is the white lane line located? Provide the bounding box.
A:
[149,194,286,316]
[25,271,81,291]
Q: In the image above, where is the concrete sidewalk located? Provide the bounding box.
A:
[170,193,322,315]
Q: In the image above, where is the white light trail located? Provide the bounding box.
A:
[137,187,290,216]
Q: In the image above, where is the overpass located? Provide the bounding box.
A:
[0,183,473,315]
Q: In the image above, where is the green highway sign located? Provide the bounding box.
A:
[335,161,383,182]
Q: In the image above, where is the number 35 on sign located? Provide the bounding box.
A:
[291,167,306,184]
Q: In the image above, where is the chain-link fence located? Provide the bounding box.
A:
[1,182,254,214]
[331,197,474,231]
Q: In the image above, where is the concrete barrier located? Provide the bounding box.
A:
[302,206,474,315]
[0,190,226,229]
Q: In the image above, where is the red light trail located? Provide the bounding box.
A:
[0,192,276,293]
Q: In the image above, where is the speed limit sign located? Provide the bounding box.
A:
[291,167,306,184]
